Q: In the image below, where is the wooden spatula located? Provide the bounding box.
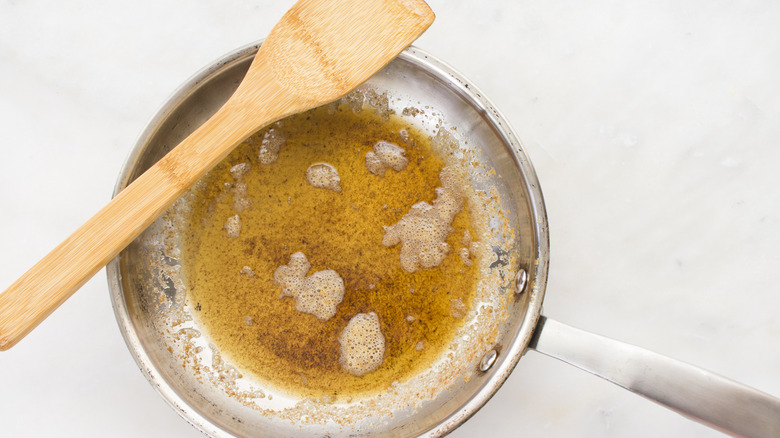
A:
[0,0,434,350]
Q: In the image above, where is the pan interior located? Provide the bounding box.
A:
[109,44,548,437]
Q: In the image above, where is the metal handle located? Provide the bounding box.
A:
[529,316,780,438]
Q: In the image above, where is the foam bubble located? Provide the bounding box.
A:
[431,127,459,154]
[343,90,364,113]
[224,214,241,238]
[273,252,345,321]
[231,182,252,213]
[230,162,251,179]
[365,141,408,176]
[458,247,473,266]
[383,166,465,272]
[365,90,392,119]
[306,162,342,192]
[459,230,478,266]
[338,312,385,376]
[462,230,473,246]
[258,128,285,164]
[450,297,467,319]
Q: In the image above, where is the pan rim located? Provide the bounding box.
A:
[107,41,550,437]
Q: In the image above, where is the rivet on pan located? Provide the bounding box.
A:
[514,269,528,295]
[479,349,498,372]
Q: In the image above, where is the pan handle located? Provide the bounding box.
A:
[529,315,780,438]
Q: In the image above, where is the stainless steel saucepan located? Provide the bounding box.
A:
[108,42,780,437]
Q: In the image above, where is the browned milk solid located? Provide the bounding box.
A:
[182,103,480,399]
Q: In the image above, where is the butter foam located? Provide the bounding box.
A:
[273,252,345,321]
[338,312,385,377]
[382,167,465,272]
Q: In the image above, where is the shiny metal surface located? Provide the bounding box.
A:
[108,42,549,437]
[479,350,498,373]
[513,269,527,296]
[530,316,780,438]
[107,37,780,438]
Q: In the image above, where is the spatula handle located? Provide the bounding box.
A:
[0,0,435,351]
[0,101,263,350]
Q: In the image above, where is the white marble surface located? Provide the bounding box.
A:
[2,1,779,437]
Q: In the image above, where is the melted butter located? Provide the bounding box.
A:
[182,103,479,399]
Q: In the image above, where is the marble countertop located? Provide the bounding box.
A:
[1,1,779,437]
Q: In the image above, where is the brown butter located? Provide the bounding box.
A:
[182,103,479,399]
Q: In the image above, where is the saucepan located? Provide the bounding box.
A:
[108,42,780,437]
